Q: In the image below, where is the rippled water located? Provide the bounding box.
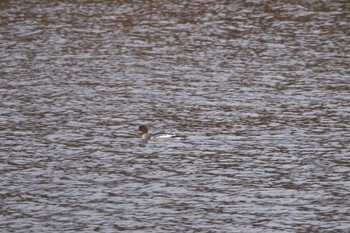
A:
[1,0,350,232]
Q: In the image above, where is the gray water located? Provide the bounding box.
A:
[1,0,350,232]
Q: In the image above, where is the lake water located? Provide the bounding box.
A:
[1,0,349,232]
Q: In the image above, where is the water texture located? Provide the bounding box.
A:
[1,0,349,232]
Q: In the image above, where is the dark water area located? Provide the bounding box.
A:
[1,0,349,232]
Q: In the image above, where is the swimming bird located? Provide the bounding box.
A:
[138,125,186,141]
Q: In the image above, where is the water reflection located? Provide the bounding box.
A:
[1,0,349,232]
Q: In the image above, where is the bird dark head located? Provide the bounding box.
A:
[138,125,148,134]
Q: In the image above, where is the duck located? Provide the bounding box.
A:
[138,125,186,141]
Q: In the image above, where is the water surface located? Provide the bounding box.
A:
[1,0,349,232]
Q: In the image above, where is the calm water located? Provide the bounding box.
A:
[1,0,350,232]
